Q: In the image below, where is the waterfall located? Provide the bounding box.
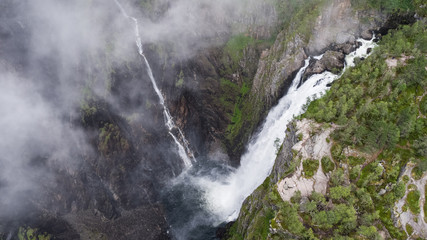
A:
[113,0,194,168]
[192,35,377,223]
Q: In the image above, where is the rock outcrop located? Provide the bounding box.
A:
[303,50,345,81]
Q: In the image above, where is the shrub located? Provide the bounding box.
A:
[321,156,335,173]
[331,143,344,162]
[303,158,319,178]
[406,190,421,214]
[330,186,351,200]
[402,175,410,183]
[348,156,365,167]
[350,166,361,181]
[420,95,427,115]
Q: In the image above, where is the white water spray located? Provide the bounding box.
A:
[345,37,377,68]
[193,36,377,223]
[113,0,194,168]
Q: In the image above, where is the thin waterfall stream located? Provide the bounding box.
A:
[114,0,194,168]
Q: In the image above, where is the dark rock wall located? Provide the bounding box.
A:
[0,1,174,239]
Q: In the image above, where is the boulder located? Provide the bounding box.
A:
[332,42,356,55]
[303,50,345,82]
[361,29,373,40]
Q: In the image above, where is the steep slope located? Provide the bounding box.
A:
[168,0,394,164]
[0,1,176,239]
[225,20,426,240]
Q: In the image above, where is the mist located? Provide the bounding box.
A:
[119,0,277,58]
[0,0,278,231]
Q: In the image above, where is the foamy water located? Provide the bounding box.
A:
[192,36,377,223]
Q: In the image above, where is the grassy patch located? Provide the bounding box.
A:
[224,35,257,63]
[246,208,274,240]
[405,223,413,236]
[303,158,319,178]
[406,189,421,214]
[226,224,244,240]
[225,81,252,138]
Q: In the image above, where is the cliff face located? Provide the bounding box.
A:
[166,0,390,164]
[0,1,175,239]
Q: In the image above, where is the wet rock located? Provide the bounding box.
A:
[377,12,416,36]
[302,50,345,82]
[271,123,298,183]
[361,29,373,40]
[332,42,356,55]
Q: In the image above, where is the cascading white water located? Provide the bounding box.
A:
[114,0,194,168]
[345,37,377,68]
[192,36,377,223]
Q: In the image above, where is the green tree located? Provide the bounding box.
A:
[330,186,351,200]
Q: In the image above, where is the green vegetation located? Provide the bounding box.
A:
[348,156,365,167]
[175,70,184,87]
[349,165,361,181]
[330,186,351,200]
[224,35,257,63]
[402,175,410,183]
[412,166,424,180]
[98,123,130,156]
[331,143,344,162]
[139,0,153,11]
[305,22,427,169]
[420,95,427,115]
[223,79,251,141]
[321,156,334,173]
[302,158,319,178]
[407,189,421,214]
[274,0,328,38]
[228,20,426,240]
[350,0,415,12]
[17,227,51,240]
[405,223,414,236]
[80,86,97,124]
[424,184,427,222]
[301,22,426,238]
